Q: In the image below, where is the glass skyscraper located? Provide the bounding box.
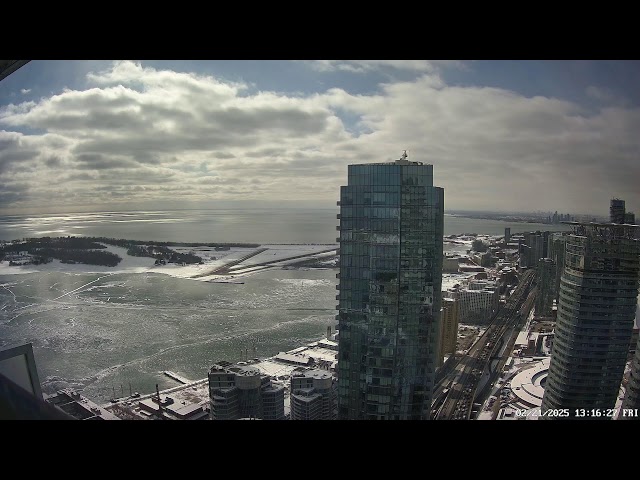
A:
[336,154,444,420]
[541,223,640,418]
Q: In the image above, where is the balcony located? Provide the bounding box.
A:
[336,272,340,279]
[336,226,340,231]
[336,214,341,219]
[337,201,341,206]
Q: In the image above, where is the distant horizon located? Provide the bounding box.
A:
[0,204,607,219]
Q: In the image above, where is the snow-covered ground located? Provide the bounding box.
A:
[232,244,336,267]
[442,272,475,291]
[0,243,338,283]
[0,243,156,276]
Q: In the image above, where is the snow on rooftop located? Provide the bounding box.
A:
[252,360,299,378]
[441,272,475,291]
[509,358,550,407]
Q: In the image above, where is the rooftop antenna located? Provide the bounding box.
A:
[401,150,408,161]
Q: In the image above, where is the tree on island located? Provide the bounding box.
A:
[471,239,488,253]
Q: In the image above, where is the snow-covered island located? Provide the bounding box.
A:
[0,236,339,282]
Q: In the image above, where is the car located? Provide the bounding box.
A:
[131,392,141,398]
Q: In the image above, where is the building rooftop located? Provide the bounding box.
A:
[292,369,333,380]
[275,352,313,365]
[44,388,120,420]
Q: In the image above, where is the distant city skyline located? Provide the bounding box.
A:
[1,60,639,215]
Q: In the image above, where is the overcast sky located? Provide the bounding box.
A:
[1,60,638,216]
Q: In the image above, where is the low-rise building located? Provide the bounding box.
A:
[457,280,499,324]
[290,369,336,420]
[208,362,285,420]
[44,389,120,420]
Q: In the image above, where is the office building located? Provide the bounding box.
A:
[45,388,120,420]
[625,212,636,224]
[541,222,640,417]
[548,233,567,304]
[610,198,626,224]
[290,369,337,420]
[504,227,511,243]
[535,258,556,318]
[0,343,72,420]
[336,152,444,420]
[520,231,550,269]
[457,280,499,324]
[208,361,285,420]
[440,297,459,360]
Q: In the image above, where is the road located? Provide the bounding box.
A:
[433,269,536,419]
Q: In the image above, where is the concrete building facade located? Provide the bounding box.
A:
[440,297,459,359]
[548,233,567,304]
[622,297,640,417]
[208,361,285,420]
[457,280,499,324]
[290,369,337,420]
[610,198,626,224]
[541,223,640,418]
[535,258,556,318]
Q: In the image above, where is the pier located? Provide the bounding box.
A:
[163,371,192,384]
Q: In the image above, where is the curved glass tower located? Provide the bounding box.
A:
[541,223,640,418]
[336,154,444,420]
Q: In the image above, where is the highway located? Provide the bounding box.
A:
[433,269,536,419]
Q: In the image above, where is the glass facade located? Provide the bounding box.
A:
[622,334,640,415]
[541,224,640,417]
[336,161,444,420]
[535,258,556,318]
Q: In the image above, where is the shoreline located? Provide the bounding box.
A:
[0,242,340,283]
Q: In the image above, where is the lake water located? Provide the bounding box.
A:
[0,209,571,244]
[0,209,571,405]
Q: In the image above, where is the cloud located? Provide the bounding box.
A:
[20,88,31,94]
[0,60,638,215]
[306,60,465,74]
[585,85,628,107]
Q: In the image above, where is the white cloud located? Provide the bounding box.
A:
[20,88,31,94]
[585,85,628,107]
[307,60,465,74]
[0,60,638,215]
